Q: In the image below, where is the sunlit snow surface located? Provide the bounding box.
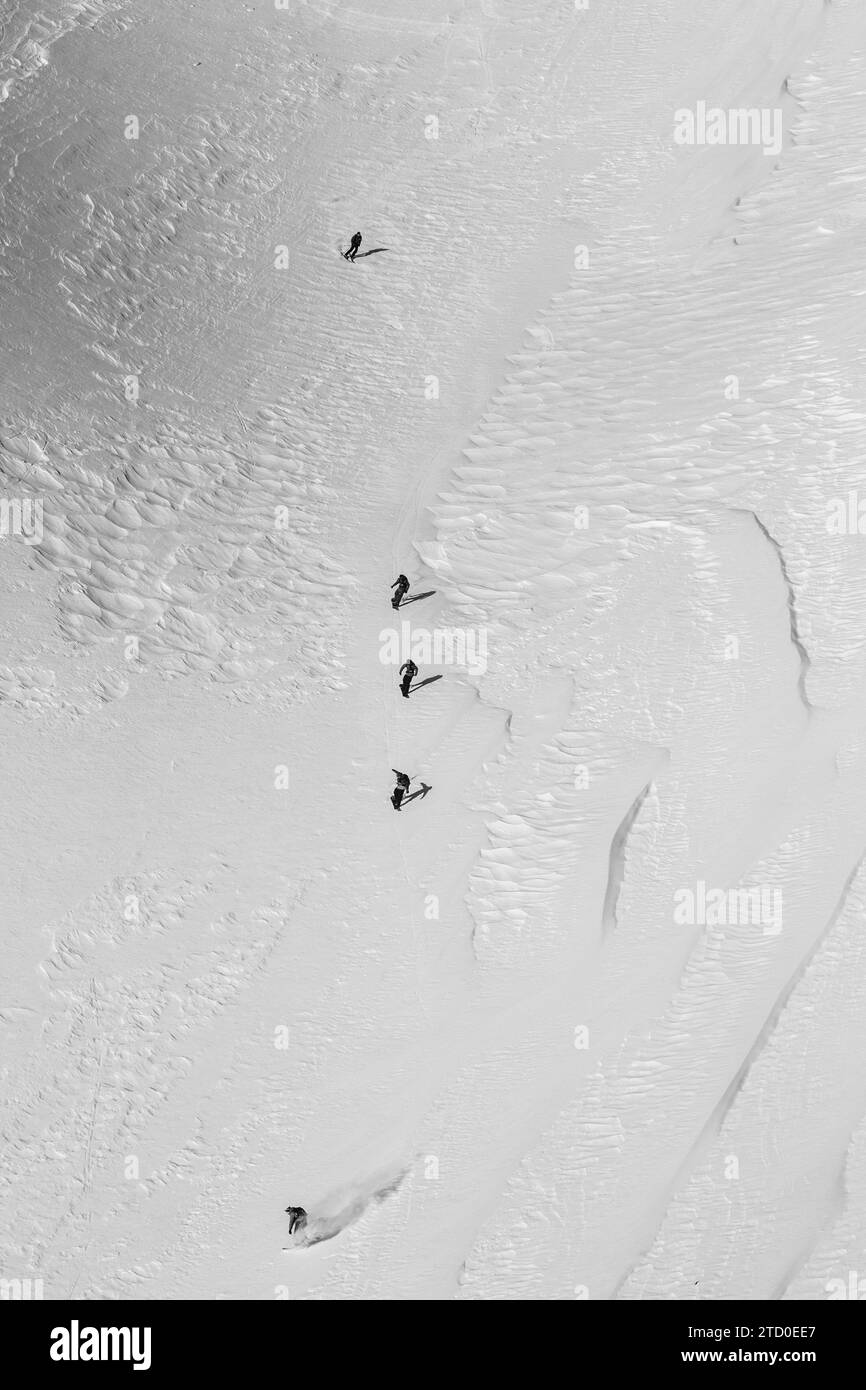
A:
[1,0,865,1300]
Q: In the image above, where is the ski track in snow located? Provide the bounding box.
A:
[2,0,866,1301]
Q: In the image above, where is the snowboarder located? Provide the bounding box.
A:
[391,769,411,811]
[391,574,409,609]
[285,1206,307,1237]
[399,658,417,698]
[344,231,362,261]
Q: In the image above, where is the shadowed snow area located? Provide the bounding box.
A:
[1,0,865,1301]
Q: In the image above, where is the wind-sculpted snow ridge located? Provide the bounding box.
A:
[444,3,866,1299]
[467,702,669,970]
[0,664,62,712]
[601,777,662,938]
[0,426,355,698]
[455,845,819,1299]
[739,509,814,715]
[619,851,866,1301]
[0,0,127,107]
[426,39,866,713]
[453,695,866,1300]
[0,866,310,1297]
[787,1109,866,1301]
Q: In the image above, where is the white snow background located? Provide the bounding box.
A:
[1,0,865,1300]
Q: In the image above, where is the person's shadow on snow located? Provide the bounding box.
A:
[396,590,436,607]
[401,782,432,805]
[407,675,443,694]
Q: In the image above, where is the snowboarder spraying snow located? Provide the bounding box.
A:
[344,232,362,261]
[285,1206,307,1237]
[391,769,410,810]
[399,659,417,698]
[391,574,409,609]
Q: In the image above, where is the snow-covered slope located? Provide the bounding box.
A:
[2,0,865,1300]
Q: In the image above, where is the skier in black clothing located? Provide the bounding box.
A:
[344,231,362,261]
[391,769,411,811]
[399,658,417,698]
[391,574,409,609]
[285,1206,307,1237]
